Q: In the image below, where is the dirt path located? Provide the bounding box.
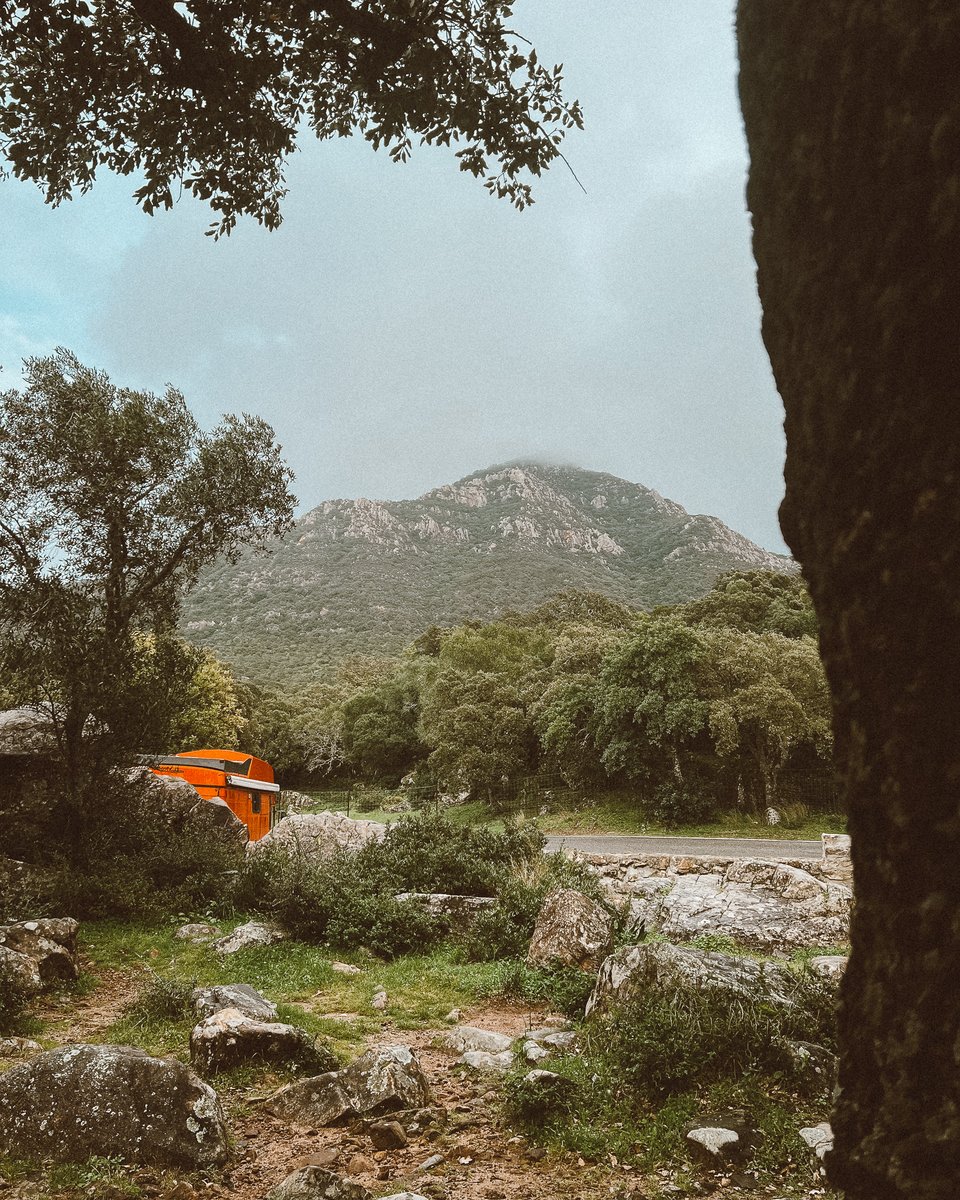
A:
[211,1001,641,1200]
[34,961,141,1044]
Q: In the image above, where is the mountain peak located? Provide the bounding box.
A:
[184,463,795,686]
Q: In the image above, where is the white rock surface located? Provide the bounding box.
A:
[437,1026,514,1055]
[587,941,801,1017]
[251,812,385,863]
[213,921,286,955]
[800,1121,834,1160]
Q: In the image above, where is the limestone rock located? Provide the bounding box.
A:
[458,1049,513,1072]
[190,1008,336,1076]
[191,983,278,1021]
[267,1167,371,1200]
[586,941,801,1017]
[799,1121,834,1161]
[526,888,613,970]
[251,812,385,864]
[686,1126,742,1164]
[0,1044,230,1166]
[378,1194,430,1200]
[126,768,246,845]
[267,1045,430,1126]
[652,859,851,951]
[0,917,79,996]
[521,1040,549,1064]
[809,954,848,980]
[213,920,287,955]
[436,1026,513,1055]
[685,1110,752,1165]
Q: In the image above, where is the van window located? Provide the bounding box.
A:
[251,794,262,814]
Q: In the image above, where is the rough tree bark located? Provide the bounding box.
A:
[737,4,960,1197]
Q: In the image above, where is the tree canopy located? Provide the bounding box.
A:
[0,348,295,798]
[0,1,583,235]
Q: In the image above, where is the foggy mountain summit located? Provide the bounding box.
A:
[181,463,795,686]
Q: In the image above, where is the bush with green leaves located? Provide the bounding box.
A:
[234,813,554,959]
[0,958,30,1036]
[48,772,246,920]
[503,962,839,1178]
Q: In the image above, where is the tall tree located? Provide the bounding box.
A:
[0,1,582,235]
[738,5,960,1196]
[0,348,295,835]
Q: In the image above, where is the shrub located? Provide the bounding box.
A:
[0,958,30,1036]
[491,959,596,1018]
[235,814,553,960]
[584,968,837,1102]
[460,849,611,964]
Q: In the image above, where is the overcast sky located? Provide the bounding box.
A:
[1,0,789,552]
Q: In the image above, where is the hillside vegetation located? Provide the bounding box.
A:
[181,463,796,687]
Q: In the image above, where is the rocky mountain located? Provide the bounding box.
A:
[180,463,795,687]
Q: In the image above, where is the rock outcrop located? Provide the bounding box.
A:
[213,921,287,955]
[581,852,851,950]
[586,941,804,1017]
[0,1044,230,1166]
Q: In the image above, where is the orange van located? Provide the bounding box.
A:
[147,748,279,840]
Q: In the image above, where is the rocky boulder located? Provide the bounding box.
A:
[250,812,385,863]
[651,859,851,950]
[192,982,278,1021]
[0,1044,230,1166]
[213,921,287,955]
[190,1008,337,1076]
[127,768,247,845]
[0,917,79,996]
[267,1166,371,1200]
[586,941,802,1017]
[175,923,222,945]
[267,1045,430,1126]
[527,889,613,970]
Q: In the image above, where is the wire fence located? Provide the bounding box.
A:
[298,766,840,823]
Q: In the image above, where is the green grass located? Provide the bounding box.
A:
[539,803,846,840]
[300,791,844,841]
[79,920,510,1062]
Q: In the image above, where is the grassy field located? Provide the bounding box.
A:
[300,789,846,840]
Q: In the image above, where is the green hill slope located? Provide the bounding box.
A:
[180,462,795,687]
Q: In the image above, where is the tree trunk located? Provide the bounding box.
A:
[737,4,960,1196]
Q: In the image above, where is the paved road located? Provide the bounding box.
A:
[544,834,822,860]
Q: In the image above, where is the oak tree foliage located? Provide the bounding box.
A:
[0,347,295,802]
[0,0,583,235]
